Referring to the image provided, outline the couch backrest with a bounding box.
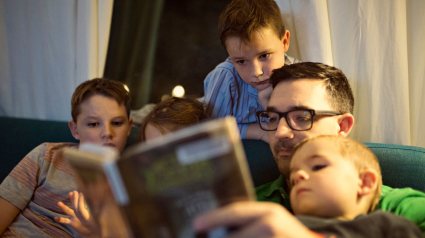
[1,116,424,193]
[0,116,141,182]
[243,139,425,192]
[364,142,425,192]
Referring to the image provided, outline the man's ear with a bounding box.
[338,113,354,137]
[282,30,290,52]
[357,169,379,197]
[68,120,80,140]
[127,117,133,136]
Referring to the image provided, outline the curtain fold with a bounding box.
[279,0,424,147]
[0,0,423,147]
[407,0,425,147]
[103,0,164,109]
[0,0,113,121]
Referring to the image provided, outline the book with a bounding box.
[63,117,255,238]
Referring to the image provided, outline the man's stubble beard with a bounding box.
[273,139,297,180]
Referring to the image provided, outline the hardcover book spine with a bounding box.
[103,162,129,205]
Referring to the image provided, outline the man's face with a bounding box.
[268,79,343,178]
[289,138,360,219]
[225,27,289,92]
[69,95,132,152]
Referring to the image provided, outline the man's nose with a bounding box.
[274,118,294,139]
[251,61,263,78]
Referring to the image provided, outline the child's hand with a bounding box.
[257,84,273,109]
[55,191,99,236]
[260,130,269,143]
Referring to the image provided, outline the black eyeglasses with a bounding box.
[256,109,343,131]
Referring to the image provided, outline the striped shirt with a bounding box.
[0,143,81,237]
[201,54,299,138]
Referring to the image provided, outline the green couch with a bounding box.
[1,116,424,193]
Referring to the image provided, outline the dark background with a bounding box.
[151,0,229,103]
[104,0,230,108]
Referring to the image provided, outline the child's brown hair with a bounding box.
[140,97,209,141]
[218,0,286,48]
[71,78,131,122]
[292,135,382,212]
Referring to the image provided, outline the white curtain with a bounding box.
[277,0,425,148]
[0,0,113,121]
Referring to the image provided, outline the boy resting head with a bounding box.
[289,135,381,220]
[193,135,421,237]
[203,0,298,142]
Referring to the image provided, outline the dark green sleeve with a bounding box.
[377,185,425,236]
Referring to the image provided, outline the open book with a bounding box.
[63,117,255,238]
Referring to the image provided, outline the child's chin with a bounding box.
[256,84,271,91]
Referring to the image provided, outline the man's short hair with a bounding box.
[292,135,382,212]
[218,0,285,48]
[270,62,355,114]
[71,78,131,122]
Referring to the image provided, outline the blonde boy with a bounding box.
[202,0,298,142]
[288,135,421,237]
[0,78,133,237]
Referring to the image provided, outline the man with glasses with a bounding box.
[193,62,425,237]
[255,62,355,204]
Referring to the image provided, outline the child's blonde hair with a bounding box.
[291,135,382,212]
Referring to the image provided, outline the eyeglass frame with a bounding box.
[256,109,343,131]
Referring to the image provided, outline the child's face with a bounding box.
[144,123,169,142]
[69,95,132,152]
[289,138,360,219]
[225,27,289,91]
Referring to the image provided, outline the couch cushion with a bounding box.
[365,142,425,192]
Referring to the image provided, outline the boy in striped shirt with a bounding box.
[202,0,298,142]
[0,78,133,237]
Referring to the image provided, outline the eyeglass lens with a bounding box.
[260,110,312,131]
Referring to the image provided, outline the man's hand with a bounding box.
[193,201,321,238]
[55,191,99,237]
[257,84,273,109]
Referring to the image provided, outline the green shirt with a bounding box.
[256,175,425,235]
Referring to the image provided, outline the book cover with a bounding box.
[64,117,255,238]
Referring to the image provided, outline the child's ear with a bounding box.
[282,30,290,52]
[357,169,379,196]
[127,117,133,136]
[68,120,80,140]
[337,113,354,137]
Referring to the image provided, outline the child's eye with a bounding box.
[87,122,99,127]
[259,53,270,60]
[312,164,327,171]
[236,60,246,65]
[112,121,123,126]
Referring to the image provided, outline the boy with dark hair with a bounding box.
[202,0,298,142]
[0,78,133,237]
